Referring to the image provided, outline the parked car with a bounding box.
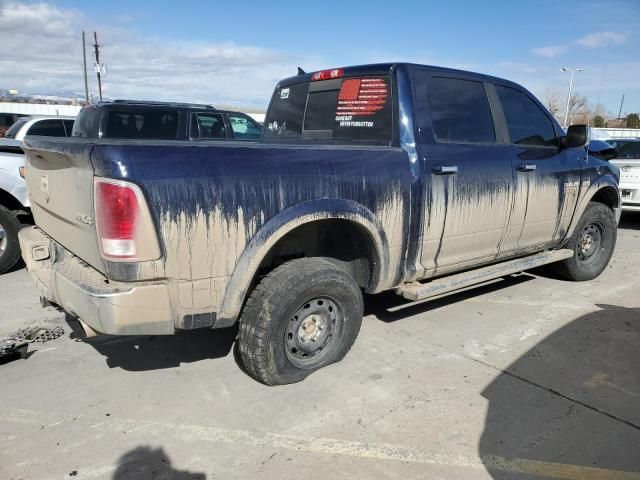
[72,100,263,141]
[19,63,620,385]
[0,116,75,273]
[605,139,640,211]
[588,139,617,161]
[0,113,28,138]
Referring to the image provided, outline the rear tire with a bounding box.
[237,257,364,386]
[550,202,617,281]
[0,205,23,274]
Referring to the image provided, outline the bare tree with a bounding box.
[566,93,589,124]
[543,88,564,122]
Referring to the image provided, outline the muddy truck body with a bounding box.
[19,63,620,384]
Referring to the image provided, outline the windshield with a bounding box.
[264,75,392,144]
[4,118,29,139]
[607,140,640,159]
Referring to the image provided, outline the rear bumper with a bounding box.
[18,226,175,335]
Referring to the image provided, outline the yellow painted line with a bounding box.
[1,409,639,479]
[484,455,640,480]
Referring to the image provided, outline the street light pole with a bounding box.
[561,67,584,127]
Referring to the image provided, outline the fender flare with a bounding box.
[217,198,390,323]
[565,174,621,240]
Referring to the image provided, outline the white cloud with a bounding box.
[532,45,567,58]
[0,1,302,109]
[532,31,627,59]
[576,31,626,48]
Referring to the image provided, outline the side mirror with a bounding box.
[560,124,588,149]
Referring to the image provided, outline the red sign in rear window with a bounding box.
[334,77,391,140]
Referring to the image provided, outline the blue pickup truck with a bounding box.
[19,63,620,385]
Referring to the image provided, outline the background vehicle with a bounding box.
[606,139,640,211]
[0,115,75,273]
[19,63,620,385]
[0,113,28,137]
[588,139,617,161]
[2,115,75,142]
[73,100,263,141]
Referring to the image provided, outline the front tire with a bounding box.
[0,206,23,274]
[237,258,364,385]
[550,201,617,281]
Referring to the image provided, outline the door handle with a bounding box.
[432,165,458,175]
[517,163,537,172]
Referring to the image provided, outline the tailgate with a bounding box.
[611,158,640,186]
[22,137,104,272]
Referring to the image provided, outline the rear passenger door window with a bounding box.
[27,119,66,137]
[227,114,262,140]
[427,77,496,144]
[495,85,557,147]
[190,113,227,139]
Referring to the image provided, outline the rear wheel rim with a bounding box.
[577,221,604,264]
[284,297,344,369]
[0,223,7,257]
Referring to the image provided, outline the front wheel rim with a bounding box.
[284,297,344,369]
[0,223,7,257]
[577,221,605,264]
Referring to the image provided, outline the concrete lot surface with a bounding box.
[1,213,639,480]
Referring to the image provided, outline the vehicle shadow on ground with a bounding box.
[66,315,236,371]
[112,446,206,479]
[365,273,536,323]
[479,304,640,479]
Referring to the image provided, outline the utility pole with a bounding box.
[617,94,625,127]
[82,31,89,104]
[561,67,584,127]
[93,31,102,102]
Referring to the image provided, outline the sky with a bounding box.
[1,0,639,115]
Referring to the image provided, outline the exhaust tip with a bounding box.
[77,319,100,338]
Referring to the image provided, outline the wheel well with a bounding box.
[591,187,619,210]
[0,188,24,212]
[253,219,378,290]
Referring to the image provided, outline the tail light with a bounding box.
[311,68,343,81]
[94,178,160,261]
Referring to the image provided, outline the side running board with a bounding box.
[396,249,574,301]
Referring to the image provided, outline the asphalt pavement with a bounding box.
[1,213,639,480]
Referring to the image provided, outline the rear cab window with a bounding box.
[101,108,180,140]
[264,73,393,145]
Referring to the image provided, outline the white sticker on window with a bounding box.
[280,88,289,99]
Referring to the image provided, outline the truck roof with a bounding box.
[277,62,522,89]
[104,100,217,110]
